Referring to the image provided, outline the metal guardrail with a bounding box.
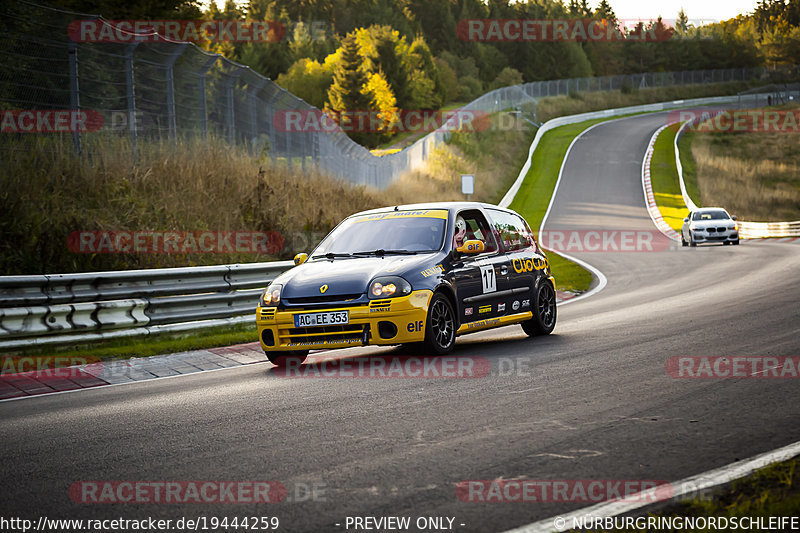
[0,261,292,349]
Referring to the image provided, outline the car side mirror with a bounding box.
[731,215,738,220]
[457,240,485,255]
[294,253,308,265]
[683,217,689,223]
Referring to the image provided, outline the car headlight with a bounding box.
[260,284,282,307]
[368,276,412,299]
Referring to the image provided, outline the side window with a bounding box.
[454,210,498,253]
[487,209,534,252]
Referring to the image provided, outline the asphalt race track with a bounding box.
[2,112,799,532]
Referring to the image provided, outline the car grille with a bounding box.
[281,324,366,345]
[283,294,364,305]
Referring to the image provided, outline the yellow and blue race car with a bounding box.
[257,202,556,365]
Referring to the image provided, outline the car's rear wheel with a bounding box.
[267,351,309,367]
[423,292,456,354]
[522,280,557,336]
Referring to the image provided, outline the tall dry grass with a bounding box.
[0,135,385,274]
[689,114,800,222]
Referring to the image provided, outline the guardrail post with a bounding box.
[164,44,187,141]
[223,66,244,145]
[125,43,139,161]
[68,41,81,156]
[197,54,219,139]
[247,75,268,154]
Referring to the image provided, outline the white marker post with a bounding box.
[461,174,474,201]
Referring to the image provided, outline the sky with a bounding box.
[206,0,763,25]
[610,0,761,23]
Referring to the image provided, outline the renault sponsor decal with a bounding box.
[421,264,445,278]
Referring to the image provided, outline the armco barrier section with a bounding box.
[0,261,292,349]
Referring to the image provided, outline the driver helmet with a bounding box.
[454,216,467,246]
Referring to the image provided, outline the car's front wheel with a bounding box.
[522,280,557,336]
[267,351,309,367]
[690,234,697,247]
[732,239,740,245]
[423,292,456,354]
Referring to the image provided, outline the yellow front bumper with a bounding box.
[256,290,433,352]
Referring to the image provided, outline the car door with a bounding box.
[449,209,509,322]
[486,208,545,316]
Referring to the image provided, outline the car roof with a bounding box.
[351,202,515,217]
[692,207,729,213]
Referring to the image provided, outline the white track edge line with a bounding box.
[501,439,800,533]
[539,121,610,304]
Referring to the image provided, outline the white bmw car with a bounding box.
[681,207,739,247]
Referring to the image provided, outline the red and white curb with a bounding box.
[642,123,682,242]
[0,342,269,401]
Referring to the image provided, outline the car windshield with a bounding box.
[692,210,730,221]
[312,210,448,257]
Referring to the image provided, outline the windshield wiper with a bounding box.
[353,249,420,256]
[311,252,353,259]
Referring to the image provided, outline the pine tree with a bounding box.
[326,33,372,129]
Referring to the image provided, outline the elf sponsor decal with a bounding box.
[407,320,424,333]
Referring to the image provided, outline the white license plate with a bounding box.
[294,311,349,328]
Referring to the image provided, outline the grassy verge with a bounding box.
[4,323,258,362]
[679,103,800,222]
[677,129,702,206]
[508,119,616,294]
[593,457,800,532]
[649,126,690,231]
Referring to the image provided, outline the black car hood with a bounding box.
[277,253,439,298]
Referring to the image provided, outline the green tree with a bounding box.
[490,67,524,90]
[326,33,376,144]
[276,58,334,108]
